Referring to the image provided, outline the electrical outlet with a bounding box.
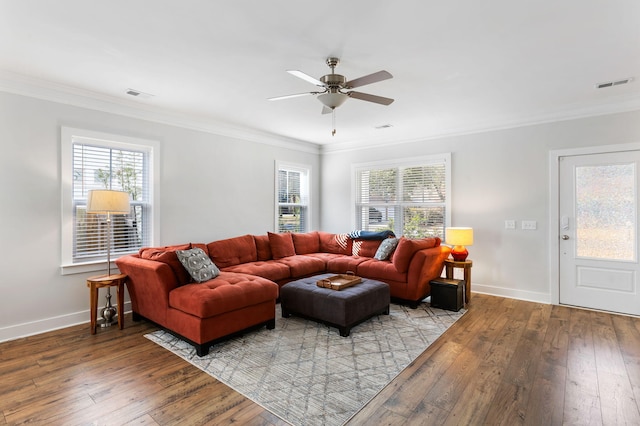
[505,220,516,229]
[522,220,537,230]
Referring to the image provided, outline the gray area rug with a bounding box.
[145,301,465,426]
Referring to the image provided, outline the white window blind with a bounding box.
[354,155,450,238]
[73,144,150,261]
[276,162,310,233]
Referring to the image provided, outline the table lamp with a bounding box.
[87,189,130,326]
[445,227,474,261]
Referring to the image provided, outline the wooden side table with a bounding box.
[87,273,127,334]
[444,259,472,304]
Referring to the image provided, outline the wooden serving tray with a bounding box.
[316,274,362,290]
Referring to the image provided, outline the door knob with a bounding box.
[562,235,570,240]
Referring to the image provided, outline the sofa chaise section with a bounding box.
[115,249,278,356]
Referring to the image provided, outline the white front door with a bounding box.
[559,151,640,316]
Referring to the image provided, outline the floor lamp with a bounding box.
[87,189,131,327]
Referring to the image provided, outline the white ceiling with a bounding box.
[1,1,639,148]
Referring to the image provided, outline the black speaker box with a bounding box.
[429,278,464,312]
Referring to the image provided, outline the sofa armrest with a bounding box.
[405,245,451,301]
[115,255,178,325]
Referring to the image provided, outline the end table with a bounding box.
[87,273,127,334]
[444,259,472,304]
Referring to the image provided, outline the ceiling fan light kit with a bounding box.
[269,57,394,135]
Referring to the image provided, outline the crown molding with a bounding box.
[321,94,640,154]
[0,71,320,155]
[3,71,638,157]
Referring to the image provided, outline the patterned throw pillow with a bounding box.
[374,237,399,261]
[176,248,220,283]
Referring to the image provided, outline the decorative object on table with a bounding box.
[445,226,474,261]
[86,189,130,327]
[316,273,362,290]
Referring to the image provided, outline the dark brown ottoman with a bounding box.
[280,273,390,336]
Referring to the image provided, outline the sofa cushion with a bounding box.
[207,234,257,268]
[275,255,325,277]
[254,235,272,261]
[292,231,320,254]
[222,261,291,282]
[374,237,399,260]
[169,272,278,318]
[268,232,296,259]
[139,243,192,285]
[352,239,383,257]
[357,258,407,282]
[318,232,352,255]
[326,256,371,274]
[304,252,343,265]
[190,242,209,257]
[392,237,440,273]
[176,248,221,283]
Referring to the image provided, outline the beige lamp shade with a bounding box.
[445,227,473,261]
[445,227,474,246]
[87,190,131,214]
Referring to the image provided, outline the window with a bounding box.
[353,154,450,239]
[61,128,159,274]
[276,162,310,233]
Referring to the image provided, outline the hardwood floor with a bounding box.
[1,294,639,425]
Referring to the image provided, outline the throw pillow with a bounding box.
[268,232,296,259]
[176,248,220,283]
[374,237,399,260]
[318,232,352,255]
[292,231,320,254]
[139,243,192,285]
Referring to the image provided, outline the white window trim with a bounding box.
[275,160,312,233]
[60,127,161,275]
[351,153,452,234]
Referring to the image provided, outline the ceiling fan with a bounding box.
[269,57,394,115]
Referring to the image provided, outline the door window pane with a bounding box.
[575,163,635,260]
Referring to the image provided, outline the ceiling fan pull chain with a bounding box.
[332,109,337,136]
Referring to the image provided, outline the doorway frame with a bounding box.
[548,141,640,305]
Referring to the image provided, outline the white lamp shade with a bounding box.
[87,190,130,214]
[317,92,348,109]
[445,227,474,246]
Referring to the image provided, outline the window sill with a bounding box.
[60,260,121,276]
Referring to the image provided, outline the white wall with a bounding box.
[320,110,640,303]
[0,91,320,341]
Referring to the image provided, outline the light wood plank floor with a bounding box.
[1,293,639,425]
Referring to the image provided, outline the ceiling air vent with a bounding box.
[596,78,633,89]
[125,88,154,99]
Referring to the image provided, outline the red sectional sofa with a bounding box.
[115,231,450,356]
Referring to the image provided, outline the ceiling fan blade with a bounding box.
[268,92,319,101]
[348,91,394,105]
[345,70,393,89]
[287,70,326,87]
[321,106,333,115]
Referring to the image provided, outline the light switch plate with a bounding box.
[505,220,516,229]
[522,220,537,230]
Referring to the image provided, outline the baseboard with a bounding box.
[472,282,552,304]
[0,301,132,343]
[0,286,552,343]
